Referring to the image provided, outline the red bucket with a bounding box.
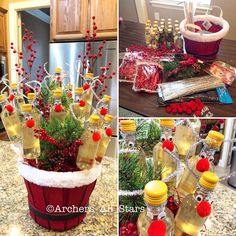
[24,179,96,231]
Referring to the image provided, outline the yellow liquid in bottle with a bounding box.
[96,135,111,163]
[77,129,100,170]
[174,125,197,159]
[175,195,207,236]
[50,109,67,122]
[1,112,22,143]
[84,89,93,118]
[177,156,214,197]
[72,104,85,124]
[137,208,174,236]
[14,95,25,111]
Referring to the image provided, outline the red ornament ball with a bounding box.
[67,91,72,98]
[196,158,210,172]
[162,139,174,152]
[79,100,86,107]
[9,94,15,101]
[92,132,101,142]
[197,201,211,217]
[100,107,108,116]
[5,104,14,113]
[83,83,90,90]
[105,127,113,137]
[147,220,166,236]
[26,119,35,128]
[54,104,62,112]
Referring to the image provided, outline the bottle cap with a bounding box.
[120,120,136,133]
[161,18,165,22]
[160,119,174,128]
[103,95,112,103]
[146,19,151,23]
[85,72,94,79]
[144,180,168,206]
[55,67,61,74]
[53,90,62,97]
[10,83,17,89]
[168,18,172,21]
[27,93,35,100]
[205,130,224,149]
[75,87,84,95]
[145,27,150,32]
[0,94,7,102]
[89,114,100,124]
[104,114,114,123]
[21,104,32,112]
[199,171,219,190]
[66,83,73,89]
[153,20,158,24]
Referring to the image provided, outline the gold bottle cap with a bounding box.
[104,114,114,123]
[0,94,7,101]
[89,114,100,124]
[160,18,165,22]
[145,27,150,32]
[159,119,174,128]
[27,93,35,100]
[153,20,158,24]
[199,171,219,190]
[120,120,136,133]
[103,95,112,103]
[21,104,32,112]
[205,130,224,149]
[66,83,73,89]
[10,83,17,89]
[55,67,61,74]
[53,89,62,97]
[144,180,168,206]
[85,72,94,79]
[75,87,84,95]
[146,19,151,23]
[150,31,156,37]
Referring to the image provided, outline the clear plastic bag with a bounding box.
[133,60,163,93]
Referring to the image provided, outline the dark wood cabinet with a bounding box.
[0,8,7,53]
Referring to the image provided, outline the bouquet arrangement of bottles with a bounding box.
[119,119,226,236]
[0,18,116,172]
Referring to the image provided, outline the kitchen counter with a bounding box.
[0,141,117,236]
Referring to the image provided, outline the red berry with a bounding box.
[218,119,224,124]
[105,127,113,137]
[100,107,107,116]
[5,104,14,113]
[162,139,174,152]
[196,158,210,172]
[54,104,62,112]
[79,100,86,107]
[197,201,211,217]
[92,132,101,142]
[26,119,35,128]
[195,110,201,117]
[212,125,219,131]
[83,83,90,90]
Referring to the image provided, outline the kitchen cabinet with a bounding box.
[50,0,117,41]
[0,8,7,53]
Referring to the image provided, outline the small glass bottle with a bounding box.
[158,29,165,46]
[177,130,224,197]
[50,90,67,122]
[27,93,41,126]
[9,83,25,111]
[166,29,174,50]
[153,119,177,188]
[137,180,174,236]
[76,114,101,170]
[83,72,94,118]
[96,114,114,163]
[145,26,151,48]
[0,94,22,144]
[174,119,201,159]
[97,95,112,117]
[66,83,73,98]
[72,87,86,123]
[175,171,219,236]
[21,104,40,160]
[175,30,183,52]
[146,19,151,27]
[53,67,62,88]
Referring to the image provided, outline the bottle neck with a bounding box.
[54,97,62,105]
[194,184,213,202]
[121,131,138,151]
[199,144,218,162]
[161,127,173,141]
[146,203,166,220]
[88,122,99,131]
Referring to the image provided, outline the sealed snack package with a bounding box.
[157,75,225,101]
[133,60,163,93]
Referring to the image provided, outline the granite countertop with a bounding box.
[0,141,117,236]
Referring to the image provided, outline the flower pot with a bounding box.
[18,161,101,231]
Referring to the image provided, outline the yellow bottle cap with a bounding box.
[0,94,7,102]
[120,120,136,133]
[159,119,174,128]
[55,67,61,73]
[205,130,224,149]
[27,93,35,100]
[53,90,62,97]
[75,87,84,95]
[144,180,168,206]
[89,114,100,124]
[21,104,32,112]
[103,95,112,103]
[10,83,17,89]
[199,171,219,190]
[85,72,94,79]
[104,114,114,123]
[66,83,73,89]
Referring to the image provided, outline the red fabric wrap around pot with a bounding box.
[24,179,96,231]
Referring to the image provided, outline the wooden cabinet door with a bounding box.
[0,11,6,52]
[50,0,88,41]
[90,0,117,39]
